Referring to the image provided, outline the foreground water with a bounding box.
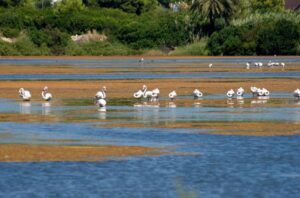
[0,96,299,197]
[0,57,300,197]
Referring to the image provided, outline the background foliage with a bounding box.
[0,0,299,56]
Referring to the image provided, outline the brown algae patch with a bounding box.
[0,144,164,162]
[100,121,300,136]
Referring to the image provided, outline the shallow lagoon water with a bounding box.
[0,57,300,197]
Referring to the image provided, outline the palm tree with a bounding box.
[190,0,237,32]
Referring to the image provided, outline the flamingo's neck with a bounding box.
[42,91,47,99]
[101,90,106,98]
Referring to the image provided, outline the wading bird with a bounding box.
[226,89,235,98]
[19,88,31,101]
[169,90,177,101]
[236,87,245,98]
[193,89,203,99]
[95,86,107,100]
[41,86,52,101]
[133,85,147,99]
[294,89,300,99]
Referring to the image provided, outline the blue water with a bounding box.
[0,71,299,80]
[1,57,300,65]
[0,57,300,197]
[0,132,299,198]
[0,96,300,197]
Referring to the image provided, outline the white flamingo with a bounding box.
[19,88,31,101]
[250,86,258,97]
[133,85,146,99]
[95,86,107,100]
[236,87,244,98]
[226,89,235,98]
[257,88,270,96]
[246,62,250,69]
[139,57,144,63]
[293,89,300,99]
[267,61,274,67]
[193,89,203,99]
[169,90,177,101]
[143,85,154,101]
[281,62,285,68]
[41,86,52,101]
[208,63,213,68]
[151,88,160,101]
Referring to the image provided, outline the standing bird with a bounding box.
[250,86,258,97]
[226,89,235,98]
[19,88,31,101]
[246,62,250,69]
[208,63,213,68]
[139,57,144,63]
[95,86,107,100]
[151,88,160,102]
[236,87,245,98]
[133,85,146,99]
[41,86,52,101]
[281,62,285,68]
[293,89,300,100]
[193,89,203,99]
[169,91,177,101]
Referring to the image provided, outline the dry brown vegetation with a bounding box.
[0,144,163,162]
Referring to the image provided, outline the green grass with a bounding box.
[169,39,208,56]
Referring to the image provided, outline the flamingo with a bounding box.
[41,86,52,101]
[133,85,146,99]
[281,62,285,68]
[139,57,144,63]
[19,88,31,101]
[257,88,270,96]
[226,89,235,98]
[250,86,258,97]
[246,62,250,69]
[143,85,155,101]
[236,87,244,98]
[151,88,160,101]
[193,89,203,99]
[293,89,300,99]
[95,86,107,100]
[267,61,274,67]
[169,91,177,101]
[208,63,213,68]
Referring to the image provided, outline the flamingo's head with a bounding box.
[102,86,107,92]
[142,85,147,90]
[43,86,48,91]
[19,88,24,94]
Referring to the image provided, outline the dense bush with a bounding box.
[1,27,20,38]
[118,10,190,49]
[207,18,300,55]
[256,19,300,55]
[0,1,299,56]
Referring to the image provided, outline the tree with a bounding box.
[54,0,85,13]
[190,0,238,33]
[250,0,284,13]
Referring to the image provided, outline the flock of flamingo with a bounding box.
[18,85,300,108]
[16,59,300,108]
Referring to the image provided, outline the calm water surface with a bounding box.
[0,57,299,198]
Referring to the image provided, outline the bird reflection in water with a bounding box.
[19,102,31,114]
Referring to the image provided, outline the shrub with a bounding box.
[1,28,20,38]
